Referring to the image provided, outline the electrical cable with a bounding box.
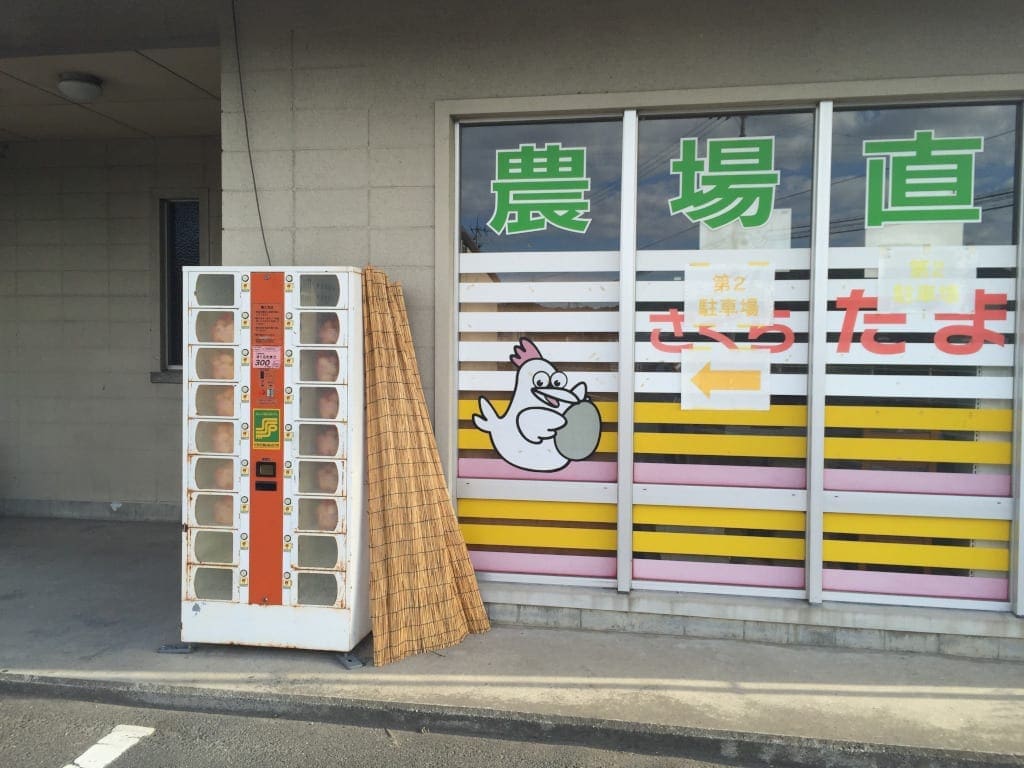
[231,0,272,266]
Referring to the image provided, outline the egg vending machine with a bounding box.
[181,267,369,652]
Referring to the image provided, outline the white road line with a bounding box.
[61,724,155,768]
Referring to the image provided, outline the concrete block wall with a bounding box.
[219,0,1024,424]
[0,136,220,520]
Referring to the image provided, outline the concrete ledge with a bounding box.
[482,582,1024,661]
[0,499,179,523]
[2,673,1018,768]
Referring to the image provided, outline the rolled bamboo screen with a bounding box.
[362,267,489,665]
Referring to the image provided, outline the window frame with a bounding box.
[151,188,211,381]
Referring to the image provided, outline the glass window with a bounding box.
[830,103,1019,246]
[638,111,815,249]
[299,386,344,420]
[299,275,341,306]
[162,199,200,368]
[296,573,338,606]
[460,119,622,252]
[300,312,342,345]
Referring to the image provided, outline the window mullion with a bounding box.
[806,100,833,604]
[617,109,639,594]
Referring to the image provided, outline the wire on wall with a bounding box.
[231,0,273,267]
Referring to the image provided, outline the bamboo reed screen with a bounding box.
[362,267,489,665]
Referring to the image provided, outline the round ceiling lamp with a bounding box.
[57,72,103,103]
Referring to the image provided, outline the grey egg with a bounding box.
[555,400,601,461]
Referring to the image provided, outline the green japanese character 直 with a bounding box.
[487,143,591,235]
[668,137,781,229]
[863,130,983,227]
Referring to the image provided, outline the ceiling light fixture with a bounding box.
[57,72,103,103]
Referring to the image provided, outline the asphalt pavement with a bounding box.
[0,517,1022,768]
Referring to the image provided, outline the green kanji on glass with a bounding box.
[488,143,591,235]
[668,137,780,229]
[863,130,983,227]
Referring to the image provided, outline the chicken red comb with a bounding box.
[509,337,542,367]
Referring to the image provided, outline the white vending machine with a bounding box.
[181,267,369,652]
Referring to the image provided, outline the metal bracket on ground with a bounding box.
[335,652,364,669]
[156,642,195,654]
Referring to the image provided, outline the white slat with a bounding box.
[828,277,1015,297]
[635,484,806,511]
[460,341,619,363]
[828,245,1016,270]
[827,343,1014,367]
[637,279,809,303]
[458,478,616,503]
[824,491,1011,520]
[638,249,811,270]
[462,311,619,333]
[637,310,811,334]
[635,342,808,365]
[460,281,619,303]
[635,371,807,395]
[824,310,1015,334]
[461,251,619,274]
[460,370,619,393]
[825,374,1013,399]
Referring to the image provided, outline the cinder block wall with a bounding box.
[219,0,1024,424]
[0,137,220,520]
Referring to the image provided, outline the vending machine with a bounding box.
[180,267,369,652]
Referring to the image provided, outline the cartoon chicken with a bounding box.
[473,338,601,472]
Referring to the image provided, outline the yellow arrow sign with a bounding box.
[692,362,762,398]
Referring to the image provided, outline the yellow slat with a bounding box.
[459,523,616,551]
[635,432,806,458]
[634,505,805,532]
[458,399,619,421]
[823,539,1009,571]
[459,428,618,453]
[458,498,616,524]
[633,403,807,427]
[824,513,1010,541]
[825,405,1012,432]
[824,437,1011,464]
[633,531,805,560]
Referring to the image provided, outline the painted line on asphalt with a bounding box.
[61,724,155,768]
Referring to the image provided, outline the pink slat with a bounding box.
[633,560,805,589]
[824,468,1010,497]
[633,463,806,488]
[459,458,617,482]
[470,551,616,578]
[823,569,1008,600]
